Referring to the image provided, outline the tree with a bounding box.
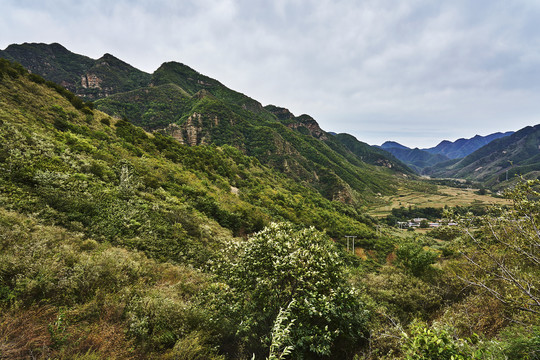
[215,223,369,359]
[456,180,540,319]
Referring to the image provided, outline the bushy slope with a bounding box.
[1,43,412,204]
[1,56,537,360]
[0,59,376,253]
[0,59,378,358]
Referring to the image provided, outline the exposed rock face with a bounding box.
[158,113,208,146]
[290,114,328,140]
[375,159,393,168]
[332,185,354,204]
[161,123,184,143]
[185,113,203,146]
[81,73,102,89]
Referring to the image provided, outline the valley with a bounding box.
[1,45,539,360]
[368,185,510,218]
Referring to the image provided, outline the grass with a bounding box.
[368,185,510,217]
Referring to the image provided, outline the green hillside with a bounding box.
[333,133,412,173]
[96,62,410,203]
[1,43,413,204]
[1,56,538,360]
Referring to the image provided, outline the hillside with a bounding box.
[0,59,381,246]
[334,133,412,173]
[1,54,538,360]
[425,124,540,186]
[1,43,414,204]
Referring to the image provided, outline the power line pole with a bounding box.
[345,235,357,254]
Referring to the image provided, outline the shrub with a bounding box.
[396,241,438,277]
[212,223,369,359]
[402,321,482,360]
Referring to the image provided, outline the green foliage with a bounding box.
[212,223,369,359]
[402,321,482,360]
[427,225,463,241]
[498,325,540,360]
[363,266,442,323]
[396,242,438,277]
[268,300,296,360]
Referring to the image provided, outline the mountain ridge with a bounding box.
[425,124,540,186]
[379,131,515,173]
[1,42,414,204]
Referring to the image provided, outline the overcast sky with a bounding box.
[2,0,540,147]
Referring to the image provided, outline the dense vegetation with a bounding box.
[1,58,539,359]
[1,42,413,206]
[96,61,410,205]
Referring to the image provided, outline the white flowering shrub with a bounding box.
[214,222,369,359]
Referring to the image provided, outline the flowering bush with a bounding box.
[214,223,369,359]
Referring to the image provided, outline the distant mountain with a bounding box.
[379,131,515,173]
[425,132,514,159]
[425,124,540,185]
[1,42,413,204]
[379,142,448,173]
[380,141,410,150]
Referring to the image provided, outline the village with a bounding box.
[397,218,458,229]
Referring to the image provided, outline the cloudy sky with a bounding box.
[2,0,540,147]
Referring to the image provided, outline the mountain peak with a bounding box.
[380,141,409,150]
[264,105,295,121]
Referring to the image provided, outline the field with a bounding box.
[368,185,510,217]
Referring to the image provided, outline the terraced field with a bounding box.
[368,186,510,217]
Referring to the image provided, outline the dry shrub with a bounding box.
[438,293,507,338]
[63,319,138,360]
[0,306,55,359]
[355,247,368,260]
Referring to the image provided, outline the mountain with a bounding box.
[1,57,390,359]
[0,57,380,246]
[379,142,449,173]
[1,42,412,203]
[425,124,540,185]
[379,132,515,173]
[334,134,412,173]
[0,42,151,98]
[425,132,514,159]
[380,141,410,150]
